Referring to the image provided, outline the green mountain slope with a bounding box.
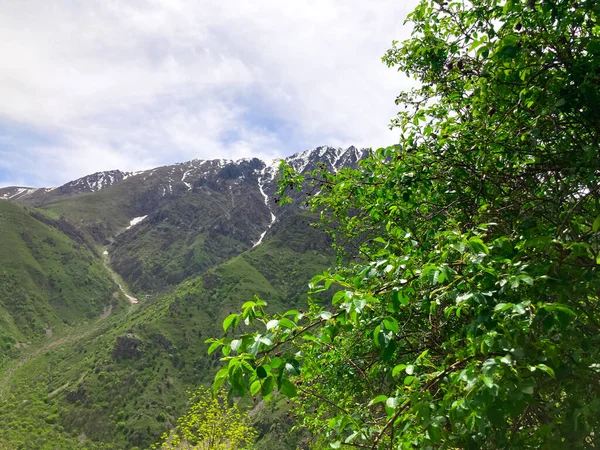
[107,176,272,294]
[0,147,364,449]
[0,211,333,449]
[0,200,116,362]
[40,159,277,296]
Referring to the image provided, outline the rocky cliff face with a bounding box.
[1,146,367,208]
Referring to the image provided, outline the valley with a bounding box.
[0,146,364,449]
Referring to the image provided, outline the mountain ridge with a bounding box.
[0,145,368,206]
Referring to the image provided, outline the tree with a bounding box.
[154,387,257,449]
[208,0,600,447]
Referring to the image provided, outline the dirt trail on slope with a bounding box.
[102,250,138,304]
[114,281,138,304]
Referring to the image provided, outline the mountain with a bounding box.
[3,146,367,294]
[0,145,367,449]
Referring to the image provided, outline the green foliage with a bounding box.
[213,0,600,448]
[154,386,257,449]
[0,213,333,449]
[0,201,115,357]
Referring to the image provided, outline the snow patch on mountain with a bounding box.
[3,188,35,200]
[181,168,194,190]
[0,146,368,212]
[253,164,278,248]
[127,216,148,229]
[284,146,366,174]
[286,148,314,173]
[65,170,132,193]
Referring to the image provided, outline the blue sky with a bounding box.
[0,0,417,188]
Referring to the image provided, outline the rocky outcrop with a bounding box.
[112,333,143,359]
[65,389,87,403]
[149,332,173,351]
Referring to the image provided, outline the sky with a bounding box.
[0,0,418,188]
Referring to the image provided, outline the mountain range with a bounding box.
[0,145,367,449]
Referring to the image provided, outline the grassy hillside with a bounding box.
[41,177,156,244]
[0,200,116,364]
[0,212,334,449]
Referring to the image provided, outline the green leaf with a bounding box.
[207,340,222,355]
[533,364,555,378]
[373,325,382,347]
[392,364,408,377]
[256,366,268,379]
[332,291,348,305]
[213,367,229,395]
[467,237,489,255]
[270,357,282,369]
[482,375,494,388]
[369,395,388,406]
[285,359,301,376]
[494,302,513,312]
[383,316,399,333]
[541,303,576,316]
[521,384,535,395]
[353,298,367,313]
[381,336,396,361]
[223,313,238,332]
[279,318,297,329]
[279,378,297,398]
[456,293,473,304]
[230,363,246,395]
[250,380,261,396]
[593,215,600,233]
[283,309,299,317]
[261,376,275,397]
[482,358,497,375]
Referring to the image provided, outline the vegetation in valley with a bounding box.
[0,200,116,363]
[0,211,333,449]
[211,0,600,448]
[108,189,263,294]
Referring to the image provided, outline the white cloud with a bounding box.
[0,0,418,187]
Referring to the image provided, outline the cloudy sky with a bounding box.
[0,0,417,188]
